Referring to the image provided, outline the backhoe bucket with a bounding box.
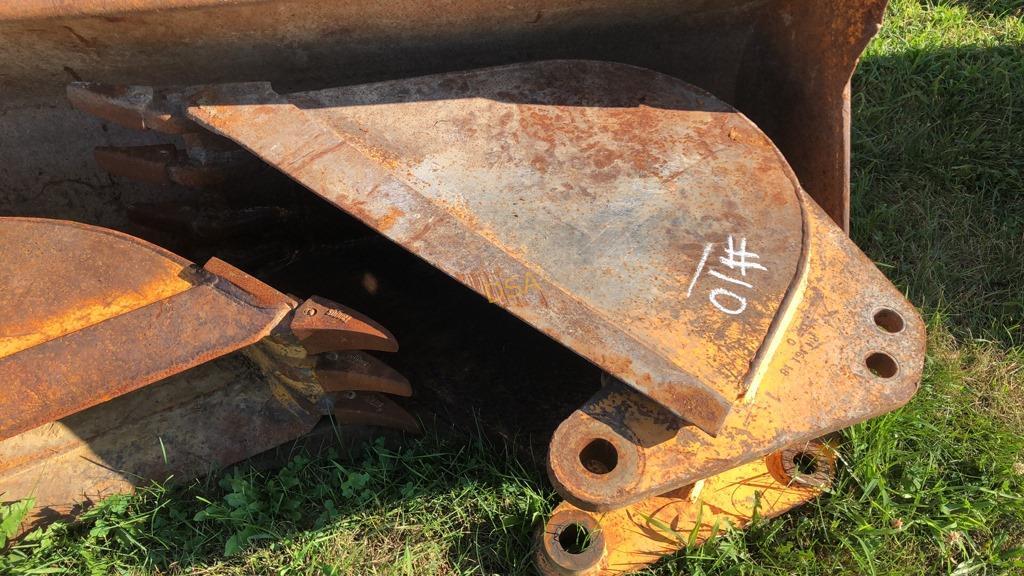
[0,218,415,533]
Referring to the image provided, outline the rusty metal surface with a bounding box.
[0,217,296,441]
[184,61,808,435]
[0,1,263,23]
[0,1,885,232]
[536,444,829,575]
[291,296,399,354]
[547,197,925,511]
[0,217,191,359]
[202,256,294,310]
[739,0,889,229]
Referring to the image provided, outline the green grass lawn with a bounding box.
[3,0,1024,574]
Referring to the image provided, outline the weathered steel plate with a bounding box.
[0,218,294,441]
[186,60,807,435]
[0,218,192,358]
[0,0,887,233]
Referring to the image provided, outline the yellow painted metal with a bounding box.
[537,445,829,575]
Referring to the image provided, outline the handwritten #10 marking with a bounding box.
[685,236,767,316]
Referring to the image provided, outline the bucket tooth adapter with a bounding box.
[0,217,414,532]
[66,59,925,573]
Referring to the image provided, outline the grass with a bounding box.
[851,0,1024,345]
[3,0,1024,574]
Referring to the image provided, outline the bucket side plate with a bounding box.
[186,60,807,434]
[0,217,294,441]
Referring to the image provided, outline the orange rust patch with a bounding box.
[726,122,769,148]
[0,268,191,359]
[376,206,405,232]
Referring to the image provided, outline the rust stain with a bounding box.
[376,206,405,232]
[727,126,765,147]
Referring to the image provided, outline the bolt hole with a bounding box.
[557,523,593,555]
[873,308,905,333]
[866,352,898,378]
[579,438,618,475]
[792,452,818,475]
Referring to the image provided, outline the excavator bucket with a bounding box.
[61,58,924,574]
[0,2,921,573]
[0,218,415,533]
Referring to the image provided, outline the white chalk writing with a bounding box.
[685,236,767,316]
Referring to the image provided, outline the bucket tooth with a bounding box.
[94,144,180,185]
[94,144,248,188]
[317,351,413,397]
[240,310,411,409]
[72,83,252,190]
[290,295,399,354]
[329,391,420,434]
[67,82,199,134]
